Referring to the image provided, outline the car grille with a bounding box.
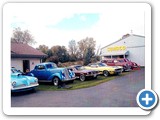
[15,84,26,88]
[30,82,37,85]
[115,68,122,72]
[64,69,70,80]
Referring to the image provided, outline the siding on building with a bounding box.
[11,43,47,72]
[101,34,145,66]
[11,58,41,72]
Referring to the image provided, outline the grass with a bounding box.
[37,71,134,91]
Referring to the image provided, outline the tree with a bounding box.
[68,40,79,61]
[36,45,49,54]
[50,45,69,63]
[83,47,95,65]
[11,27,36,45]
[36,45,49,62]
[46,56,59,64]
[68,40,77,56]
[77,37,96,59]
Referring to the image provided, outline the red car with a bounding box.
[101,58,132,72]
[122,58,140,70]
[68,65,99,81]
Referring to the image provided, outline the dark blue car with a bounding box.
[28,62,75,86]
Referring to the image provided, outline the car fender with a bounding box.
[48,73,61,81]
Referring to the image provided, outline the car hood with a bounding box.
[99,66,122,70]
[11,74,37,84]
[78,69,97,73]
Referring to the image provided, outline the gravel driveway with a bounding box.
[11,68,145,107]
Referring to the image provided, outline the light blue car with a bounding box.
[11,67,39,92]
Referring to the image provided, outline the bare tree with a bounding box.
[78,37,96,58]
[11,27,36,45]
[68,40,78,56]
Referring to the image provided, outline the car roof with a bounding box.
[36,62,56,66]
[69,65,82,68]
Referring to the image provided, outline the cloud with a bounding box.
[47,13,100,30]
[6,3,145,49]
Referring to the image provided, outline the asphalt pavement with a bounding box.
[11,68,145,107]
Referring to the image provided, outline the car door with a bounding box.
[89,64,99,70]
[32,65,47,80]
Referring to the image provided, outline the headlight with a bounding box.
[34,78,38,83]
[12,81,16,87]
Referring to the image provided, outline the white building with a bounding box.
[11,42,47,72]
[100,34,145,66]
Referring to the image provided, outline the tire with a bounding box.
[52,77,60,86]
[103,70,109,77]
[79,74,85,81]
[93,75,97,79]
[68,80,74,84]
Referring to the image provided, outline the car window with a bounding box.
[75,66,83,70]
[114,60,118,63]
[11,68,19,73]
[98,63,106,67]
[90,64,97,67]
[117,59,125,62]
[46,63,57,69]
[37,65,45,70]
[107,60,113,63]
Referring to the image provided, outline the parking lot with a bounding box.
[11,68,145,107]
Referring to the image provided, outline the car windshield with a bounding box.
[11,68,19,73]
[46,63,57,69]
[98,63,107,67]
[75,66,85,70]
[117,59,125,62]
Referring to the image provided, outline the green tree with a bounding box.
[11,27,36,45]
[83,47,95,65]
[36,45,49,54]
[50,45,69,63]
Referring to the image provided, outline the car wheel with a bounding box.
[79,74,85,81]
[103,70,109,77]
[93,74,97,79]
[52,77,60,86]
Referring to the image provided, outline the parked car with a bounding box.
[101,58,132,71]
[122,58,140,70]
[68,65,99,81]
[84,62,123,77]
[27,62,76,86]
[11,67,39,92]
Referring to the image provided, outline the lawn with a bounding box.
[37,71,134,91]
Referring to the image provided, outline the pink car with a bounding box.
[122,58,140,70]
[102,58,140,71]
[101,58,131,71]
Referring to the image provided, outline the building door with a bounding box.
[23,60,30,73]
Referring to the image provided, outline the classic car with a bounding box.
[27,62,76,86]
[122,58,140,70]
[84,62,123,77]
[101,58,132,71]
[68,65,99,81]
[11,67,39,92]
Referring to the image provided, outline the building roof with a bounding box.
[11,42,47,58]
[101,34,145,50]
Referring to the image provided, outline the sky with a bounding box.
[4,3,146,50]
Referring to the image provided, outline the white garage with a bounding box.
[100,34,145,66]
[11,42,47,72]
